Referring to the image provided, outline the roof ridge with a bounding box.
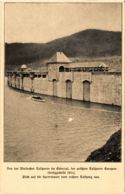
[48,52,71,63]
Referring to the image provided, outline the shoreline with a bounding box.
[7,84,121,113]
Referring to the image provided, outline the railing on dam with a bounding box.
[59,66,109,72]
[7,71,48,78]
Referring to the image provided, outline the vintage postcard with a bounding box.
[0,1,124,194]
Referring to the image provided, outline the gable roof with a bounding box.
[47,52,71,64]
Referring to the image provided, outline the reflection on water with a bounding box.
[4,84,121,162]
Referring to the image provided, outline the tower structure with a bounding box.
[47,52,71,80]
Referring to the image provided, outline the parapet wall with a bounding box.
[7,71,121,106]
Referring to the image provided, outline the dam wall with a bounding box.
[7,71,121,106]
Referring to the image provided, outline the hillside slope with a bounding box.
[86,130,121,162]
[5,29,121,70]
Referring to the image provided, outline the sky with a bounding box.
[5,3,122,43]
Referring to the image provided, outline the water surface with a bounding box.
[4,83,121,162]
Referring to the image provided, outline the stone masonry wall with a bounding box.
[8,72,121,106]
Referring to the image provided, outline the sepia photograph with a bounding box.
[4,2,122,162]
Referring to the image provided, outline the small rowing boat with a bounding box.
[31,95,45,102]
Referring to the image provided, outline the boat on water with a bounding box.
[31,95,45,102]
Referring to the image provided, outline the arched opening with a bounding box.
[42,74,46,78]
[83,81,91,102]
[66,80,72,99]
[59,66,64,72]
[52,79,57,97]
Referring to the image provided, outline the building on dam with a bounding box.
[7,52,121,106]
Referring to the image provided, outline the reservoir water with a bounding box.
[4,82,121,162]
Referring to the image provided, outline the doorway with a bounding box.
[83,81,91,102]
[53,79,57,97]
[66,80,72,99]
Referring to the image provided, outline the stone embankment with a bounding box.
[86,130,121,162]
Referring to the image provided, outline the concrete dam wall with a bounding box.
[7,71,121,106]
